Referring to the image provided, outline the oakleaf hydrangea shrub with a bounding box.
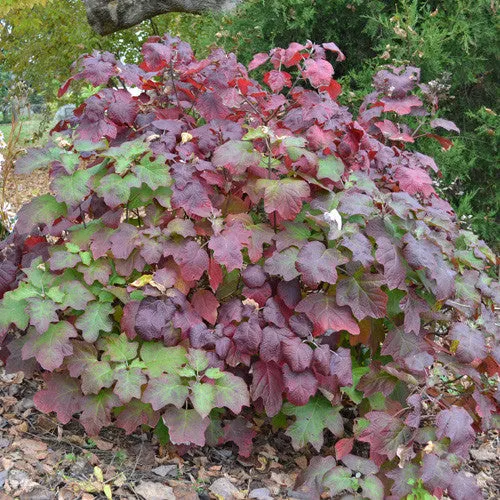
[0,35,499,499]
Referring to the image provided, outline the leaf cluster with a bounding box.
[0,35,498,499]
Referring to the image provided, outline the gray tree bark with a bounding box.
[83,0,239,35]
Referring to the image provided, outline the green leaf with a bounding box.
[190,381,216,418]
[95,173,140,208]
[81,360,115,395]
[283,396,344,451]
[15,194,67,235]
[48,249,81,271]
[75,301,114,342]
[323,466,356,496]
[187,349,209,372]
[102,141,149,174]
[132,156,171,190]
[140,343,188,377]
[26,297,59,333]
[213,372,250,414]
[142,374,189,410]
[114,367,147,403]
[0,292,29,330]
[52,168,95,205]
[58,280,95,310]
[205,367,224,379]
[360,475,384,500]
[98,333,138,362]
[317,155,344,182]
[22,322,78,371]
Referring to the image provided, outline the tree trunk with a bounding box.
[83,0,239,35]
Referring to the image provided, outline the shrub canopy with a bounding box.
[0,35,498,499]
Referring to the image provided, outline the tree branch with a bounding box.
[83,0,240,35]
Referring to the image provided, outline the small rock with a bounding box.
[470,446,496,462]
[135,480,175,500]
[19,486,53,500]
[0,470,7,488]
[152,464,178,477]
[7,469,38,494]
[249,487,273,499]
[209,478,239,499]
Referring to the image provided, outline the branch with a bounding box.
[83,0,240,36]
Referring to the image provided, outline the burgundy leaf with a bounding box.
[251,361,284,417]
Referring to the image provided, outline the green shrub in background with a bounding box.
[197,0,499,247]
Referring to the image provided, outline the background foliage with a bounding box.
[1,0,497,246]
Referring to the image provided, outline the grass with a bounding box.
[0,115,48,147]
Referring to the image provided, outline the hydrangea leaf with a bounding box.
[162,407,209,446]
[264,247,301,281]
[222,417,256,458]
[296,293,360,336]
[0,293,29,330]
[251,361,284,417]
[22,322,77,371]
[81,360,115,395]
[26,297,59,334]
[317,155,344,182]
[33,373,82,424]
[114,399,160,435]
[95,173,140,208]
[255,178,310,220]
[212,140,261,175]
[114,367,147,404]
[140,343,188,377]
[132,156,172,190]
[15,194,67,235]
[52,168,95,205]
[190,381,216,418]
[296,241,340,286]
[98,333,138,362]
[213,372,250,414]
[359,411,412,462]
[142,374,189,410]
[75,301,114,342]
[80,389,121,436]
[435,406,475,458]
[336,273,388,321]
[283,396,343,451]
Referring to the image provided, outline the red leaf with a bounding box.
[435,406,475,458]
[264,70,292,92]
[302,59,334,88]
[248,52,270,71]
[283,365,318,406]
[296,293,360,336]
[163,407,209,446]
[34,373,82,424]
[256,178,310,220]
[223,417,256,457]
[296,241,340,287]
[395,166,435,198]
[191,290,220,325]
[251,361,284,417]
[335,437,354,460]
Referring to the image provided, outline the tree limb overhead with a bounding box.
[83,0,239,35]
